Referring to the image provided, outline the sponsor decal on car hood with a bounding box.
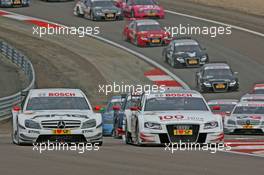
[142,111,219,124]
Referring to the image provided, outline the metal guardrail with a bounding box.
[0,41,35,120]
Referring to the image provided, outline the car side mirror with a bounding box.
[12,106,21,112]
[212,106,221,111]
[113,105,121,111]
[130,106,141,111]
[94,105,101,111]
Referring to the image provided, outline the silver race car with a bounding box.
[74,0,123,21]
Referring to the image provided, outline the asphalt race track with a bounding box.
[0,0,264,174]
[4,1,264,101]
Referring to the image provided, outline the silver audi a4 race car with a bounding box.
[12,89,103,145]
[124,90,224,145]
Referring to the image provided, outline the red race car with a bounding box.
[123,19,171,47]
[122,0,165,19]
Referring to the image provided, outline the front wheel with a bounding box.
[130,10,135,18]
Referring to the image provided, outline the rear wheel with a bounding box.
[125,122,132,144]
[134,36,138,46]
[76,7,84,17]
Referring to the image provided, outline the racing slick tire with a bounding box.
[130,10,135,18]
[122,33,129,42]
[134,36,139,46]
[134,122,143,146]
[76,7,84,17]
[163,54,168,63]
[90,12,96,21]
[125,123,132,144]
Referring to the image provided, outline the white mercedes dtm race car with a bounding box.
[124,90,224,145]
[12,89,103,145]
[224,101,264,134]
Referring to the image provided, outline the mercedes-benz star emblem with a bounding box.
[246,120,251,125]
[57,121,66,129]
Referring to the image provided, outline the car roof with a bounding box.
[135,19,160,26]
[173,39,199,46]
[203,63,230,70]
[208,99,238,105]
[28,88,85,98]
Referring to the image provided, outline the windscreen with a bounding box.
[134,0,157,5]
[92,1,114,7]
[233,106,264,114]
[175,45,200,52]
[204,68,232,77]
[26,97,90,110]
[137,24,161,32]
[144,97,209,111]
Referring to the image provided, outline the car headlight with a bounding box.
[204,121,219,129]
[229,80,237,86]
[25,120,41,129]
[95,11,104,16]
[82,119,96,129]
[138,8,144,13]
[227,119,236,125]
[203,81,212,87]
[117,10,122,15]
[140,36,148,40]
[201,56,207,62]
[144,122,162,130]
[176,57,184,63]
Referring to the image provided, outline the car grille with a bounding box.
[166,124,200,143]
[237,120,260,125]
[186,58,199,66]
[41,120,81,129]
[212,82,228,92]
[36,135,86,143]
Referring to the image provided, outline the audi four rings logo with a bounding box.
[57,121,66,129]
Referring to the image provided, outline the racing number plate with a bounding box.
[152,39,160,43]
[106,13,114,18]
[188,59,198,65]
[52,129,71,135]
[148,12,156,16]
[174,129,193,136]
[243,125,253,129]
[215,83,226,89]
[13,0,21,5]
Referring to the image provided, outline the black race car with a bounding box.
[196,63,239,92]
[162,38,209,68]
